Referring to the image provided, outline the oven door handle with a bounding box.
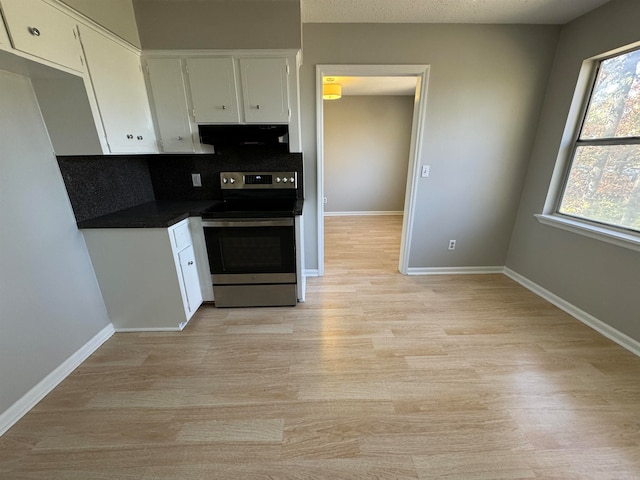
[201,218,294,228]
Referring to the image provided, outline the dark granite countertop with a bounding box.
[77,198,304,229]
[77,200,220,229]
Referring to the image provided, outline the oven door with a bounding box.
[201,218,296,284]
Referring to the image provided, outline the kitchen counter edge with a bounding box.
[77,199,304,229]
[77,200,220,229]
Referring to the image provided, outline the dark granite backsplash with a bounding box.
[58,149,304,224]
[57,155,155,223]
[148,148,304,201]
[147,154,219,201]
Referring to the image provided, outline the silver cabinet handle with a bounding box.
[187,261,194,265]
[28,27,41,36]
[177,136,183,141]
[137,136,143,140]
[221,105,227,110]
[126,134,134,139]
[256,104,261,110]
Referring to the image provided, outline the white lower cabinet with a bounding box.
[82,219,203,331]
[177,244,202,315]
[188,216,215,302]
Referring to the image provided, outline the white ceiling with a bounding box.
[316,0,613,96]
[142,0,613,25]
[146,0,614,95]
[325,76,418,96]
[302,0,612,24]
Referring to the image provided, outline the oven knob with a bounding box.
[229,178,236,184]
[282,177,288,183]
[222,178,228,184]
[276,177,281,183]
[289,177,295,184]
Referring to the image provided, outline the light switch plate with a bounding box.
[421,165,430,178]
[191,173,202,187]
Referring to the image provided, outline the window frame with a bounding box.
[538,43,640,252]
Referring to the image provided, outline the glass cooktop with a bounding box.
[202,198,296,218]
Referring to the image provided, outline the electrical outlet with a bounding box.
[448,239,456,250]
[191,173,202,187]
[323,197,328,204]
[421,165,430,178]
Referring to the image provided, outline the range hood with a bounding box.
[198,124,289,149]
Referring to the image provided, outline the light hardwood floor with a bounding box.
[2,215,640,479]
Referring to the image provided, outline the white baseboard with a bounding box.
[504,267,640,358]
[324,211,403,217]
[115,327,182,332]
[406,266,504,275]
[304,269,320,277]
[0,323,115,437]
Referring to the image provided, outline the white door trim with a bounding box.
[315,64,430,275]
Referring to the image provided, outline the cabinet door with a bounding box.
[186,57,240,123]
[177,245,203,316]
[1,0,83,71]
[79,25,157,154]
[239,57,289,123]
[146,58,194,153]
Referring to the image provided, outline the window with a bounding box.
[557,47,640,233]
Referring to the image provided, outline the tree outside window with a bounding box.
[559,47,640,232]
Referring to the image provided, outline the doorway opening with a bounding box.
[315,65,431,276]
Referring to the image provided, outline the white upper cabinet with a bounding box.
[79,25,157,154]
[144,50,301,151]
[240,57,289,123]
[146,58,194,153]
[186,57,240,123]
[185,56,290,124]
[0,0,83,71]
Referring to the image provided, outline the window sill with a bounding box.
[535,214,640,253]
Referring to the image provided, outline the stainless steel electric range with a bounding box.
[201,171,298,307]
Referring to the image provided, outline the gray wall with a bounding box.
[0,70,111,413]
[506,0,640,340]
[133,0,301,50]
[302,24,560,270]
[324,95,413,213]
[60,0,141,47]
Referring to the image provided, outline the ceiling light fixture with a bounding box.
[323,82,342,100]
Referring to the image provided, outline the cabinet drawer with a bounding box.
[1,0,83,71]
[172,221,192,251]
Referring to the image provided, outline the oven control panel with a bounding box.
[220,171,297,189]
